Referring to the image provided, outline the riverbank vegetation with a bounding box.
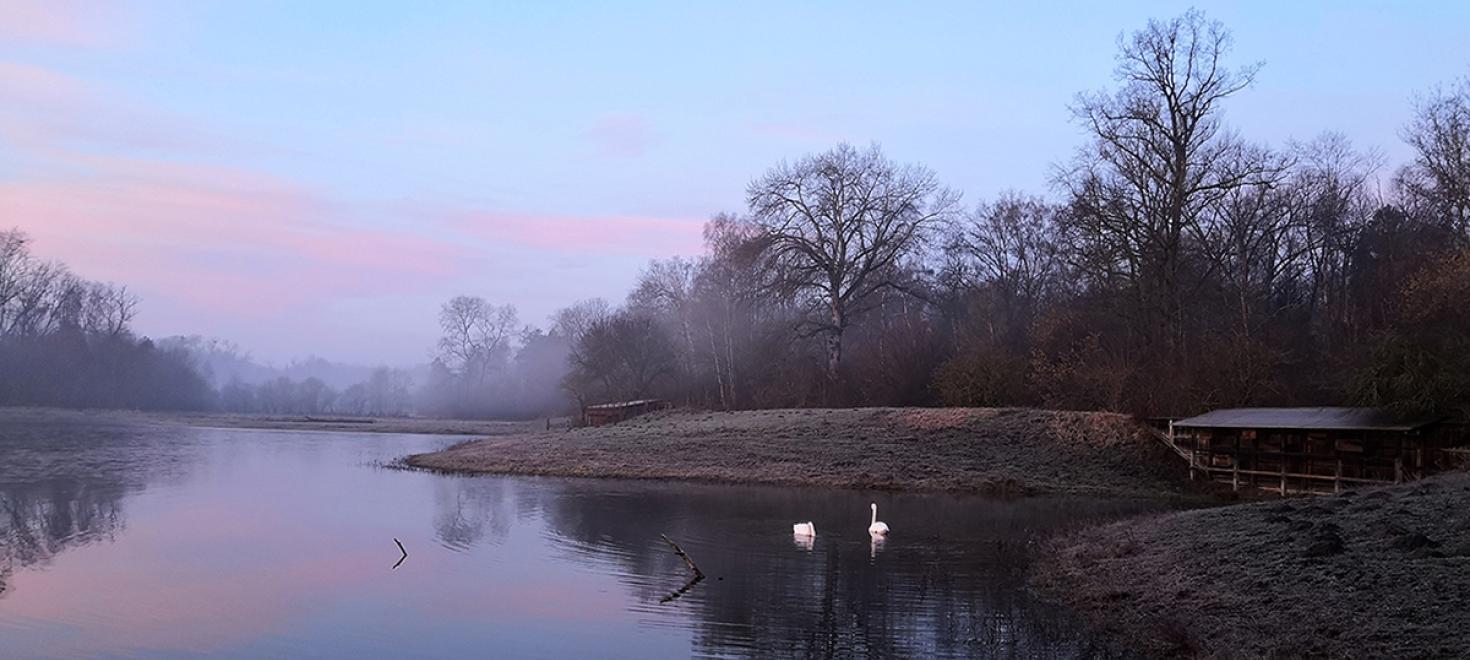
[0,230,209,411]
[408,407,1194,497]
[5,10,1469,424]
[422,10,1470,422]
[1034,473,1470,658]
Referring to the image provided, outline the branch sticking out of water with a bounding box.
[393,538,408,569]
[660,534,703,578]
[658,533,705,603]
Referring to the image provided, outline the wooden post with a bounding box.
[1279,460,1288,496]
[1334,459,1343,494]
[1232,461,1240,492]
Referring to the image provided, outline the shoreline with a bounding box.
[406,407,1204,498]
[1032,473,1470,658]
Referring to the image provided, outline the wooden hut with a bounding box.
[581,399,670,427]
[1163,407,1458,495]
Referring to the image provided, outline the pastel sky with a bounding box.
[2,1,1468,365]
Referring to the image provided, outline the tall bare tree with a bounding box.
[551,298,611,407]
[628,258,699,384]
[747,143,958,381]
[436,296,518,386]
[1060,9,1285,353]
[1401,76,1470,237]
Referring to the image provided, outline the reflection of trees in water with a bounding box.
[0,480,125,596]
[430,476,514,550]
[0,415,201,597]
[530,481,1154,659]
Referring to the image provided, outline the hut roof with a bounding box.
[1173,407,1442,432]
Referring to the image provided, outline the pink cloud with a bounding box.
[583,114,659,157]
[0,1,128,47]
[0,61,87,101]
[0,156,473,318]
[0,53,707,353]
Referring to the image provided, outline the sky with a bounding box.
[2,1,1468,366]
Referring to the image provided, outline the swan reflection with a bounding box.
[870,535,886,559]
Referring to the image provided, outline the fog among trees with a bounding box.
[4,10,1468,420]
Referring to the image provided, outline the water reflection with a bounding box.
[430,476,512,551]
[1,481,124,596]
[0,414,200,597]
[436,475,1161,658]
[0,418,1164,658]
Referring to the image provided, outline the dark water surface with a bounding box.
[0,416,1167,658]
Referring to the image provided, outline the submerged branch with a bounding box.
[660,533,703,578]
[658,533,705,603]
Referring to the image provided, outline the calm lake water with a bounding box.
[0,416,1166,658]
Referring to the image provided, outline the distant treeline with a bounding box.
[530,11,1470,419]
[0,230,209,410]
[157,336,422,417]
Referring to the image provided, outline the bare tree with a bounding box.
[628,257,705,406]
[951,193,1063,316]
[1060,9,1286,353]
[0,230,72,338]
[1401,76,1470,237]
[0,229,29,334]
[83,283,138,338]
[436,296,518,386]
[550,298,611,345]
[747,143,959,380]
[565,311,678,402]
[551,298,611,407]
[694,214,772,409]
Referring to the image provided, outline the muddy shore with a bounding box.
[1033,473,1470,658]
[407,407,1195,497]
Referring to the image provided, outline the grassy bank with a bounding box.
[407,407,1195,497]
[1033,473,1470,658]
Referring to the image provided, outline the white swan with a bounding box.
[868,503,890,536]
[792,521,816,550]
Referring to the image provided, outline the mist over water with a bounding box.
[0,416,1168,658]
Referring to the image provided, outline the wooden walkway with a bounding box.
[1146,422,1411,496]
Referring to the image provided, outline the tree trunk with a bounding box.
[825,327,843,382]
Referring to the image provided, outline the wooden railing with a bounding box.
[1143,422,1422,495]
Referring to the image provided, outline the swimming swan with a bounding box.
[868,503,890,536]
[792,521,816,537]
